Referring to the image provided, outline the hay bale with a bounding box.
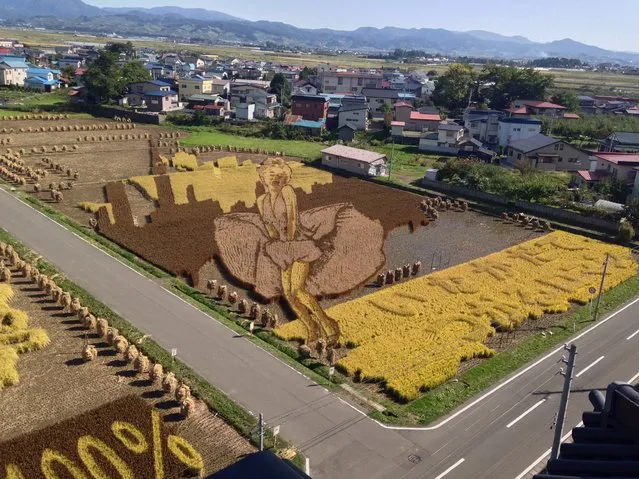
[82,344,98,361]
[134,354,150,374]
[126,344,139,363]
[96,318,109,337]
[162,372,178,393]
[149,363,163,383]
[175,383,191,402]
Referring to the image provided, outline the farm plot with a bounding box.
[0,396,199,479]
[277,231,637,400]
[0,243,253,475]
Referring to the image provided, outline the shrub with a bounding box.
[618,221,635,243]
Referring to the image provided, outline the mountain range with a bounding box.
[1,0,637,64]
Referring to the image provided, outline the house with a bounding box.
[390,121,405,138]
[394,102,413,123]
[129,80,171,95]
[337,103,368,131]
[291,94,328,122]
[318,71,383,94]
[178,76,213,101]
[210,79,230,96]
[236,103,256,121]
[361,88,400,116]
[188,94,223,109]
[127,80,172,106]
[57,55,83,71]
[506,134,589,171]
[507,99,567,118]
[293,81,318,96]
[202,104,225,117]
[0,59,28,86]
[230,82,278,119]
[24,75,58,92]
[419,122,466,153]
[497,117,543,147]
[144,90,180,113]
[406,110,441,132]
[463,109,503,145]
[601,132,639,153]
[338,123,356,142]
[284,115,325,136]
[578,152,639,187]
[578,95,597,114]
[321,145,387,176]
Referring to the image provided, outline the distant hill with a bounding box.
[1,0,638,63]
[0,0,100,19]
[102,6,244,23]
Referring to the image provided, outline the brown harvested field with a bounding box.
[0,261,254,476]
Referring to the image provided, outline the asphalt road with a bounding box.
[2,187,638,479]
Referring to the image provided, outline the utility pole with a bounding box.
[259,413,264,451]
[550,343,577,462]
[593,253,610,321]
[388,140,395,180]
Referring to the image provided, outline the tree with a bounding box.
[479,65,554,111]
[379,102,393,127]
[431,64,475,113]
[269,73,291,108]
[299,67,317,81]
[122,61,150,85]
[106,41,136,60]
[84,50,124,104]
[551,91,580,112]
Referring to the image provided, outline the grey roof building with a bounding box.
[508,134,559,154]
[602,131,639,152]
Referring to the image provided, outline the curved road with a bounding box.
[2,187,639,479]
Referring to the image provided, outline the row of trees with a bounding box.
[431,64,556,113]
[541,114,639,140]
[436,158,568,203]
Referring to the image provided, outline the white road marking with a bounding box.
[575,355,605,378]
[433,458,465,479]
[506,399,547,429]
[513,421,583,479]
[514,367,639,479]
[626,329,639,340]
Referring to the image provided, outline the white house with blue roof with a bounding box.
[24,66,62,92]
[0,58,29,86]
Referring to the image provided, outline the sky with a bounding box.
[86,0,637,52]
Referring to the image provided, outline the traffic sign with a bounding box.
[588,287,596,295]
[273,425,280,436]
[328,367,335,377]
[171,348,177,357]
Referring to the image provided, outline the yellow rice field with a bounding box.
[129,157,333,212]
[276,231,637,400]
[0,284,50,389]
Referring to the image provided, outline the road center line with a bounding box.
[506,399,547,429]
[575,355,605,378]
[626,329,639,340]
[433,458,465,479]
